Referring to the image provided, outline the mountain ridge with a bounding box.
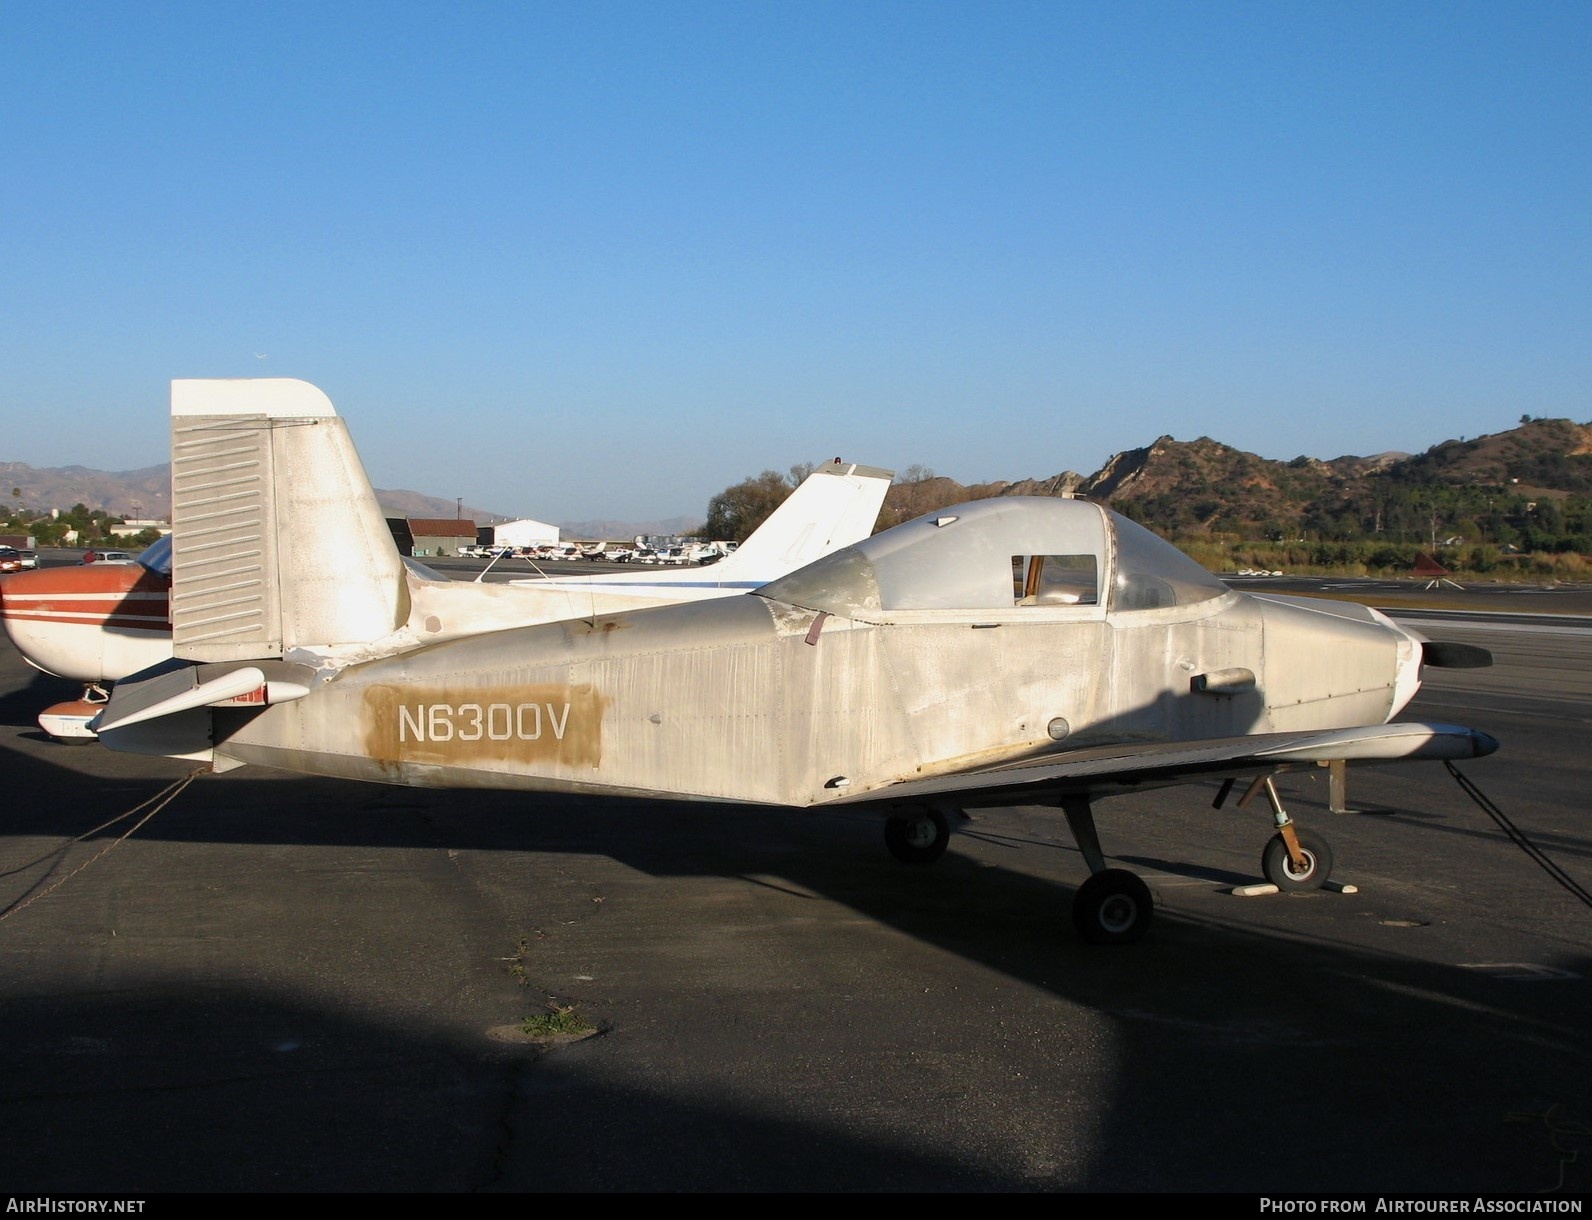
[0,462,703,541]
[876,417,1592,543]
[6,415,1589,543]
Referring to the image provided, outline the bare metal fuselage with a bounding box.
[205,586,1413,809]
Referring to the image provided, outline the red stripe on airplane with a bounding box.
[4,569,161,595]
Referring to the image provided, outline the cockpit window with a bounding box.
[1012,554,1098,605]
[1109,514,1227,610]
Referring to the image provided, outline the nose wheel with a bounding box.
[1223,774,1338,893]
[1262,827,1334,891]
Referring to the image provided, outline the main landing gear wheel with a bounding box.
[1072,869,1154,945]
[884,807,950,864]
[1261,828,1334,892]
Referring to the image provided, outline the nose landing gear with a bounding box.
[1226,774,1336,893]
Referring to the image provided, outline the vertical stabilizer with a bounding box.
[169,379,408,662]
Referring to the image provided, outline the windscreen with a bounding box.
[1108,513,1228,610]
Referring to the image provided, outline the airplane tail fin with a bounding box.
[708,461,893,583]
[168,379,408,663]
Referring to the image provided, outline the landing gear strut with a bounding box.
[1061,795,1154,944]
[1226,774,1335,893]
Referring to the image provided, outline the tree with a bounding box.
[702,470,794,542]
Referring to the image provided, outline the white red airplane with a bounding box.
[0,537,174,738]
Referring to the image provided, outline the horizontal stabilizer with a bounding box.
[93,659,316,734]
[93,665,268,734]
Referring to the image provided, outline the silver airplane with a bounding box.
[96,378,1498,944]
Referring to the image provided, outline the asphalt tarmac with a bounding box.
[1,590,1589,1194]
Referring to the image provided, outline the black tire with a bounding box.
[884,808,950,864]
[1072,869,1154,945]
[1261,828,1334,892]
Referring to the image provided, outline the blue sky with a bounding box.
[3,2,1588,524]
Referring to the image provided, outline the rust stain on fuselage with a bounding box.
[361,682,606,770]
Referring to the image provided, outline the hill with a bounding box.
[878,417,1592,551]
[1,461,173,520]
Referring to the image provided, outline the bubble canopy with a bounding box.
[755,497,1229,616]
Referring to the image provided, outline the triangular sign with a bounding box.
[1412,552,1449,577]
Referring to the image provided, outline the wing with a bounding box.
[827,720,1498,809]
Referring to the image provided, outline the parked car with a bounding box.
[80,550,134,564]
[18,549,37,569]
[0,548,23,574]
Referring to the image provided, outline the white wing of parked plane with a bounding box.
[503,459,893,615]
